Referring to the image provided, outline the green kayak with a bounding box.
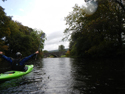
[0,65,33,80]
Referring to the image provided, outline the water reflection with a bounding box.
[42,58,76,94]
[71,59,125,94]
[0,58,125,94]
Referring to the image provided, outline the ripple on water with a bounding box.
[0,58,124,94]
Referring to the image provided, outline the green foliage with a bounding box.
[58,45,65,52]
[0,6,11,52]
[61,55,66,57]
[64,0,125,58]
[43,50,48,53]
[0,6,45,58]
[65,50,70,57]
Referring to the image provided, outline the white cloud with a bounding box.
[44,41,69,51]
[44,31,69,51]
[19,8,24,12]
[11,0,86,51]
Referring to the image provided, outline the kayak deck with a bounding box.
[0,65,33,80]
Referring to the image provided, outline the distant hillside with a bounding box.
[48,48,69,52]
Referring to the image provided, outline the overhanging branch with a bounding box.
[115,0,125,12]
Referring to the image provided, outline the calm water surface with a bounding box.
[0,58,125,94]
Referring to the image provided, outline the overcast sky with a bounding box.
[0,0,86,51]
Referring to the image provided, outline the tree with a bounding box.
[0,6,11,52]
[64,0,125,58]
[58,45,65,52]
[43,50,48,53]
[66,50,70,57]
[84,0,125,12]
[0,5,46,58]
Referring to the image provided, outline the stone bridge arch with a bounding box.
[43,51,66,58]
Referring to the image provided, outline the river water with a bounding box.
[0,58,125,94]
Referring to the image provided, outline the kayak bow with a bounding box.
[0,65,33,80]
